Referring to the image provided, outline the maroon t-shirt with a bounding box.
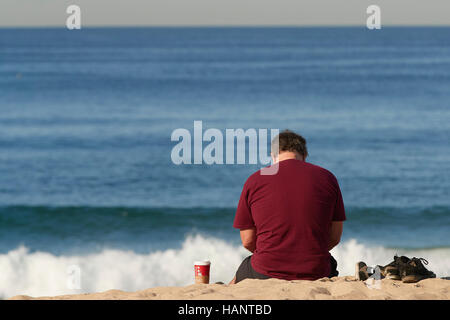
[233,159,346,280]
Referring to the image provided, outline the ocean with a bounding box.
[0,27,449,298]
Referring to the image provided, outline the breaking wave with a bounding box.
[1,234,449,299]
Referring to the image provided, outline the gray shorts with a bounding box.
[235,255,339,283]
[235,256,270,283]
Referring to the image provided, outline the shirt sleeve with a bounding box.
[233,181,255,230]
[332,177,346,222]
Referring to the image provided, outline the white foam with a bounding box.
[0,234,248,299]
[331,238,450,278]
[0,235,449,299]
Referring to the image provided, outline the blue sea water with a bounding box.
[0,27,449,297]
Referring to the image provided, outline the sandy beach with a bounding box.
[9,277,450,300]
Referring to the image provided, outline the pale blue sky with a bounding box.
[1,0,449,27]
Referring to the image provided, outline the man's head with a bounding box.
[271,130,308,163]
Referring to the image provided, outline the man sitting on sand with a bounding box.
[229,130,345,284]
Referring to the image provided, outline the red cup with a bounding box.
[194,260,211,284]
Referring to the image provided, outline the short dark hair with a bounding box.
[271,130,308,158]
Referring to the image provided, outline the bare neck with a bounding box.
[274,151,304,163]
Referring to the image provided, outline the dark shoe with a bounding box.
[400,257,436,283]
[355,261,370,281]
[378,260,401,280]
[384,270,401,280]
[392,255,412,274]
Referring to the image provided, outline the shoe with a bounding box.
[378,260,401,280]
[383,268,401,280]
[394,255,411,265]
[355,261,370,281]
[388,255,415,281]
[392,255,412,275]
[400,257,436,283]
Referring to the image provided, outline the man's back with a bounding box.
[233,159,346,280]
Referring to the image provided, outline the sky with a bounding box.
[0,0,449,27]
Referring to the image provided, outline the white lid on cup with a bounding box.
[194,260,211,266]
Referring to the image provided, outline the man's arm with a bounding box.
[240,228,256,252]
[328,221,343,251]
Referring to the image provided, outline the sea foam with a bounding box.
[0,234,449,299]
